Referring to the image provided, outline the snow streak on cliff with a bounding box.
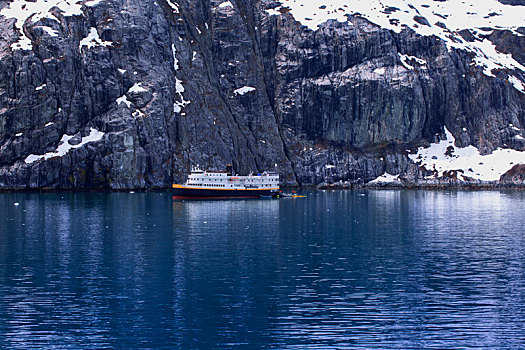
[0,0,103,50]
[0,0,524,189]
[270,0,525,89]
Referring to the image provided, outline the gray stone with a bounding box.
[0,0,524,189]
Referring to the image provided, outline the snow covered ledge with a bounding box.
[25,128,105,164]
[369,172,401,185]
[409,127,525,182]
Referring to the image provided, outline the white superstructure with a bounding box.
[184,167,279,190]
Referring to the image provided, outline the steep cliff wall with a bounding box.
[0,0,524,189]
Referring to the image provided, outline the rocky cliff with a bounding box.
[0,0,524,189]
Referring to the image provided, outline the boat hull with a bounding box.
[172,185,276,199]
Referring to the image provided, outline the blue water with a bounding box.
[1,190,524,349]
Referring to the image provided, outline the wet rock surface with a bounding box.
[0,0,524,189]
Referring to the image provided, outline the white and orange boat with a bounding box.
[172,165,279,199]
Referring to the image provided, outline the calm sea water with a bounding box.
[1,190,524,349]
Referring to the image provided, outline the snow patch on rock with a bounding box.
[40,26,59,37]
[266,8,281,16]
[85,0,104,7]
[171,44,179,70]
[409,127,525,181]
[116,95,131,108]
[128,82,147,93]
[509,76,525,94]
[234,86,256,95]
[369,172,401,184]
[470,39,525,77]
[1,0,84,50]
[79,27,112,51]
[399,54,427,70]
[25,128,104,164]
[218,1,233,9]
[269,0,525,77]
[132,110,146,118]
[165,0,179,13]
[173,76,191,113]
[170,44,190,114]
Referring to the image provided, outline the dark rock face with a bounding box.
[0,0,524,189]
[500,164,525,182]
[498,0,525,5]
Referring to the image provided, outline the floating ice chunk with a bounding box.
[118,69,127,74]
[233,86,256,95]
[79,27,113,51]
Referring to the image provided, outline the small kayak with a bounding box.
[279,193,306,198]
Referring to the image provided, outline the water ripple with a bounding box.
[0,191,524,348]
